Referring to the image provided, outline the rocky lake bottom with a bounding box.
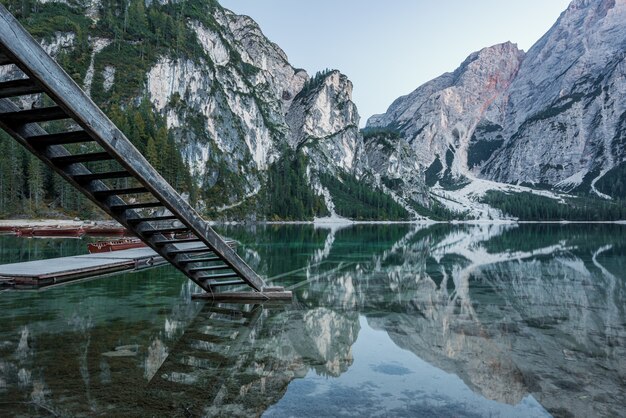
[0,223,624,417]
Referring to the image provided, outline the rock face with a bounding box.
[367,42,525,181]
[145,6,310,203]
[363,132,429,206]
[286,71,364,175]
[5,0,394,218]
[368,0,626,198]
[483,0,626,193]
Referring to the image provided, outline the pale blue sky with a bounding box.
[219,0,572,126]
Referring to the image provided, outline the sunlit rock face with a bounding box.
[368,0,626,196]
[367,42,525,179]
[482,0,626,189]
[286,71,365,176]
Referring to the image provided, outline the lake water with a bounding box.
[0,223,624,417]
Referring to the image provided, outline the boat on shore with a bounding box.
[15,226,85,237]
[87,238,146,253]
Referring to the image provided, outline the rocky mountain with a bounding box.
[1,0,420,221]
[368,42,524,179]
[2,0,623,221]
[368,0,626,201]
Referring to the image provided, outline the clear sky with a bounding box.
[219,0,572,127]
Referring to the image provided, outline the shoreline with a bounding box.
[2,218,625,228]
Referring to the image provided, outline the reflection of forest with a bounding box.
[0,224,624,417]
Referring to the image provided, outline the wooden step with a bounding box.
[127,215,178,225]
[93,187,149,199]
[198,272,240,281]
[154,237,202,246]
[0,106,67,124]
[73,170,133,184]
[0,51,13,66]
[0,79,43,98]
[165,240,236,255]
[188,265,231,273]
[206,279,246,288]
[142,226,189,236]
[51,152,112,165]
[110,201,163,211]
[177,256,221,264]
[27,131,94,146]
[167,247,213,255]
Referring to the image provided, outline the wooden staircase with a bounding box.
[0,5,289,299]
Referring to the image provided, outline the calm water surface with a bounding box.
[0,223,624,417]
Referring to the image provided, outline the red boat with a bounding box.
[15,226,85,237]
[87,238,147,253]
[35,227,85,237]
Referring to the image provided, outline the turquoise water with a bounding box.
[0,223,624,417]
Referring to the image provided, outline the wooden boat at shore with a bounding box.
[87,238,147,253]
[15,226,85,237]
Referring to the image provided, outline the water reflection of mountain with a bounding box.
[0,224,624,416]
[141,303,359,416]
[295,223,626,417]
[221,223,625,417]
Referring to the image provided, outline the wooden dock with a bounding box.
[0,247,166,288]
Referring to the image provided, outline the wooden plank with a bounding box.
[141,226,189,236]
[206,279,246,287]
[73,170,133,183]
[0,78,43,98]
[188,265,230,273]
[191,291,293,301]
[127,215,177,225]
[0,106,67,124]
[92,187,149,198]
[177,256,221,264]
[110,201,163,211]
[197,272,239,281]
[0,50,13,65]
[154,238,202,245]
[0,247,172,289]
[51,152,112,165]
[27,130,94,146]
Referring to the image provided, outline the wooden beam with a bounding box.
[110,202,163,211]
[50,152,113,165]
[92,187,149,198]
[0,78,43,98]
[206,279,246,287]
[27,130,94,146]
[153,238,202,246]
[188,265,230,273]
[140,226,189,236]
[0,106,67,124]
[0,51,12,66]
[126,215,177,225]
[197,272,239,281]
[73,170,133,183]
[176,256,221,264]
